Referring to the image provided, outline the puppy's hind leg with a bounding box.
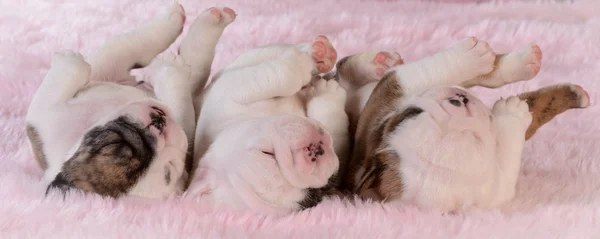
[179,7,236,95]
[29,51,91,108]
[517,83,590,140]
[87,3,185,82]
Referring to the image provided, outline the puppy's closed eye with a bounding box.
[261,151,274,156]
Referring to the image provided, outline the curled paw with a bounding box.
[307,79,347,105]
[492,96,532,129]
[52,50,91,76]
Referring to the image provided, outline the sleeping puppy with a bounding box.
[187,35,348,214]
[335,37,590,211]
[25,4,235,198]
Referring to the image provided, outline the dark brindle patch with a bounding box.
[298,173,340,210]
[46,116,157,198]
[26,125,47,170]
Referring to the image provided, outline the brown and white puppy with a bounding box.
[335,37,590,211]
[25,4,235,199]
[187,35,347,214]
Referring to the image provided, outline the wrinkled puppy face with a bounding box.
[190,115,339,213]
[383,86,496,164]
[47,100,188,199]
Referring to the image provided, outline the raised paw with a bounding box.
[450,37,496,76]
[373,52,404,77]
[144,2,186,36]
[148,52,190,85]
[52,50,91,75]
[336,51,403,89]
[492,96,532,129]
[301,35,337,73]
[307,79,347,106]
[572,84,591,108]
[198,7,236,26]
[497,44,542,84]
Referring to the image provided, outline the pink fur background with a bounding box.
[1,0,599,237]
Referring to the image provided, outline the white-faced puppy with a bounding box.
[335,37,590,211]
[188,35,348,214]
[25,4,236,199]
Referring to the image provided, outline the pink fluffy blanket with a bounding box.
[1,0,599,238]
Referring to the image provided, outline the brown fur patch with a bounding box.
[518,84,587,140]
[47,117,156,198]
[341,71,405,196]
[26,125,47,170]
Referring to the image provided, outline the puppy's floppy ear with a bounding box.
[45,173,73,197]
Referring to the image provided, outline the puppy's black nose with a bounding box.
[449,99,462,107]
[149,107,166,133]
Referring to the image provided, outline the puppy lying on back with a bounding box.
[335,38,590,211]
[25,4,234,198]
[188,33,348,214]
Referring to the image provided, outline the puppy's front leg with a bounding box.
[218,48,314,104]
[150,53,194,144]
[222,35,336,74]
[306,79,350,166]
[150,52,193,188]
[491,96,532,203]
[29,51,91,109]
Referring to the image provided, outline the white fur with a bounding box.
[348,37,535,211]
[24,3,219,199]
[189,42,348,213]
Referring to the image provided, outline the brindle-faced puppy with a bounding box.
[25,4,236,198]
[335,37,590,211]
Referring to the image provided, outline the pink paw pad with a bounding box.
[530,44,542,61]
[311,35,337,73]
[372,51,403,77]
[208,8,222,20]
[223,7,237,18]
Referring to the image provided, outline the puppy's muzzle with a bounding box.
[448,93,469,107]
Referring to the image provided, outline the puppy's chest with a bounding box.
[400,151,499,205]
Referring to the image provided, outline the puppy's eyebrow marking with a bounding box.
[381,107,424,135]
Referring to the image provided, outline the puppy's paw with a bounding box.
[281,48,315,90]
[492,96,532,130]
[480,44,542,88]
[197,7,236,26]
[450,37,496,76]
[52,50,91,76]
[307,79,347,107]
[148,52,191,85]
[296,35,337,74]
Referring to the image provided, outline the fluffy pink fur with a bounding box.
[1,0,599,237]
